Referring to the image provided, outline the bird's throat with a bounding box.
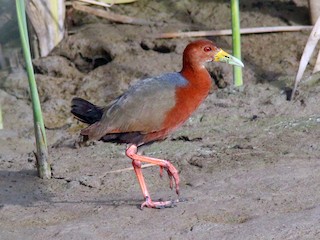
[159,67,212,135]
[180,66,212,93]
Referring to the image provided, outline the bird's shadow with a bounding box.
[45,199,142,209]
[0,169,144,209]
[0,169,53,207]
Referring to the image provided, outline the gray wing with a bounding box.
[102,72,188,133]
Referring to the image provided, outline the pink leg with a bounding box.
[126,144,180,209]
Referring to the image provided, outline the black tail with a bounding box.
[71,97,103,124]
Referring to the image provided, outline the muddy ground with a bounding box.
[1,0,320,239]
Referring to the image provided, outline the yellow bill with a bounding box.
[214,49,244,67]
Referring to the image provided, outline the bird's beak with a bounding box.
[214,49,244,67]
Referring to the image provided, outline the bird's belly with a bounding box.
[142,105,197,145]
[144,83,211,145]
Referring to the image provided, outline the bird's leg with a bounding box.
[131,159,173,209]
[126,144,180,209]
[126,144,180,194]
[131,159,150,198]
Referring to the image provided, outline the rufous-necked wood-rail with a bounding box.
[71,39,244,209]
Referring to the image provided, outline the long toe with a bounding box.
[140,197,176,209]
[164,161,180,195]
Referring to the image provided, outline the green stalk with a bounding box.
[231,0,243,87]
[16,0,51,179]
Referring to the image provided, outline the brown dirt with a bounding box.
[1,0,320,239]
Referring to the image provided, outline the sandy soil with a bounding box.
[1,0,320,239]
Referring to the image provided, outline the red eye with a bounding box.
[204,46,212,52]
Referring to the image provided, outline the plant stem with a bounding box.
[231,0,243,87]
[16,0,51,179]
[155,26,313,39]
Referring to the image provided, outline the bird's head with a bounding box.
[183,39,244,68]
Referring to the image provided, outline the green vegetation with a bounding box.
[16,0,51,178]
[231,0,243,87]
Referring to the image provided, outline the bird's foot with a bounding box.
[140,196,176,209]
[159,161,180,195]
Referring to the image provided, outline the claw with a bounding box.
[159,166,164,178]
[168,173,173,190]
[140,196,176,209]
[158,161,180,195]
[164,161,180,195]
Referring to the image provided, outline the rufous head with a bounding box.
[183,39,244,68]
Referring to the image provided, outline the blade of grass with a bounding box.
[26,0,65,57]
[154,26,313,39]
[72,2,151,25]
[231,0,243,87]
[309,0,320,25]
[313,47,320,73]
[16,0,51,179]
[99,0,138,4]
[291,16,320,100]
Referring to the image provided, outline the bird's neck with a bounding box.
[178,63,212,114]
[180,63,212,91]
[160,64,211,134]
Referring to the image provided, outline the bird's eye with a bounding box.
[204,46,212,52]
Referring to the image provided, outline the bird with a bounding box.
[71,39,244,209]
